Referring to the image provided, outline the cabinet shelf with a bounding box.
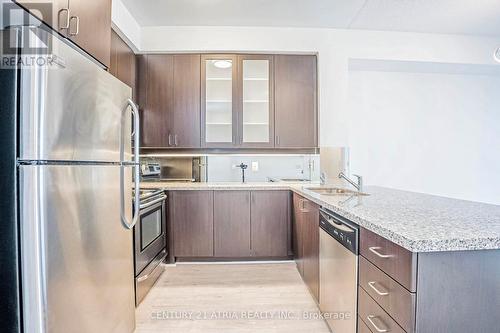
[243,100,268,103]
[206,77,232,81]
[207,122,232,125]
[244,122,269,125]
[206,100,232,103]
[243,78,268,81]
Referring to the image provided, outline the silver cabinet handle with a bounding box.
[139,195,166,210]
[174,134,178,146]
[368,281,389,296]
[57,8,70,30]
[120,99,140,230]
[276,135,280,145]
[68,15,79,36]
[168,134,172,146]
[366,315,389,333]
[369,247,394,258]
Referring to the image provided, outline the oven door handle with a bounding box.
[139,195,167,210]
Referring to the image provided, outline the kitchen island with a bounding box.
[142,181,500,333]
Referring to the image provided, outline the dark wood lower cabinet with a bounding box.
[171,190,290,260]
[214,191,251,257]
[250,191,290,257]
[171,191,214,257]
[302,199,319,302]
[359,226,500,333]
[292,193,305,275]
[292,193,320,302]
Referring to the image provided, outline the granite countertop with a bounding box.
[140,181,500,253]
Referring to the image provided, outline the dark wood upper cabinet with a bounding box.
[66,0,111,68]
[16,0,112,68]
[171,191,214,257]
[214,191,251,257]
[109,29,136,94]
[275,55,318,148]
[138,54,201,148]
[15,0,70,33]
[250,191,289,257]
[137,54,173,148]
[172,54,201,148]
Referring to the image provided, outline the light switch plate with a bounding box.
[251,161,259,171]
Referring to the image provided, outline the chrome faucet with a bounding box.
[338,172,363,192]
[236,163,248,183]
[320,172,327,185]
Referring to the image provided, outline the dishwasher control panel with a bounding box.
[319,208,359,254]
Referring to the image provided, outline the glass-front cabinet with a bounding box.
[202,54,274,148]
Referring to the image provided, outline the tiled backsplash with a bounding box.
[207,154,320,182]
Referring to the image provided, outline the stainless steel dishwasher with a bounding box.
[319,208,359,333]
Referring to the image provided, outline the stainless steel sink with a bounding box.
[304,186,369,196]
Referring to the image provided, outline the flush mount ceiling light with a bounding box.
[213,60,232,69]
[494,47,500,63]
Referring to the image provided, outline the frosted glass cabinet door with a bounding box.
[239,55,274,147]
[202,55,238,147]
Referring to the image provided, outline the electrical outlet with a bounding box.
[251,161,259,171]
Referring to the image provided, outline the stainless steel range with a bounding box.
[133,188,167,305]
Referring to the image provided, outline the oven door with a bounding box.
[134,194,167,276]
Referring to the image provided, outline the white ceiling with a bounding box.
[121,0,500,37]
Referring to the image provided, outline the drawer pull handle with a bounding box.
[369,246,394,258]
[366,315,389,332]
[368,281,389,296]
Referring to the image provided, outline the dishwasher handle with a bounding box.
[319,210,355,233]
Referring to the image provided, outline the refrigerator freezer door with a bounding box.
[19,165,135,333]
[19,28,132,163]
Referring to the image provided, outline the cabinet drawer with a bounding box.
[359,288,406,333]
[360,228,417,291]
[359,256,415,332]
[358,316,374,333]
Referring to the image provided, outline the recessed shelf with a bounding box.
[243,100,268,103]
[206,100,232,103]
[243,122,269,125]
[207,77,232,81]
[243,78,268,81]
[207,122,232,125]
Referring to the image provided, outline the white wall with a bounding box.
[348,68,500,204]
[128,25,500,203]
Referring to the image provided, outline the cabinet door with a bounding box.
[171,54,201,148]
[303,199,320,302]
[138,54,173,148]
[250,191,289,257]
[110,29,136,92]
[16,0,70,33]
[214,191,251,257]
[237,55,274,148]
[293,193,305,276]
[275,55,317,148]
[67,0,112,68]
[201,55,238,148]
[171,191,213,257]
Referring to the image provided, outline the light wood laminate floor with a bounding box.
[135,262,330,333]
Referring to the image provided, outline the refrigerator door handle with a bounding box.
[120,99,140,229]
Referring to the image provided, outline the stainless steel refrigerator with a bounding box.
[1,14,139,333]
